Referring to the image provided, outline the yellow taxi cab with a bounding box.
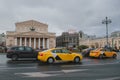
[37,48,83,64]
[89,48,117,59]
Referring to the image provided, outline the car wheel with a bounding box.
[11,55,18,61]
[112,54,117,58]
[74,57,80,63]
[99,54,103,59]
[47,57,54,64]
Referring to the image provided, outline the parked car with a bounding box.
[82,48,95,57]
[89,48,117,59]
[37,48,83,64]
[6,46,39,61]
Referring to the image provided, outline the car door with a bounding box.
[51,49,63,61]
[24,47,36,58]
[16,46,26,58]
[57,49,73,61]
[105,49,113,57]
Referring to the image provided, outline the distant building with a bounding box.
[79,31,96,45]
[80,37,120,49]
[6,20,56,49]
[111,31,120,37]
[79,31,96,40]
[0,33,5,46]
[79,31,120,49]
[56,32,79,47]
[79,31,88,39]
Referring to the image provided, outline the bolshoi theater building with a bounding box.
[6,20,56,49]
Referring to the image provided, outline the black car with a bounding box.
[6,46,39,61]
[82,48,95,57]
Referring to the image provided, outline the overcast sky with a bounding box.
[0,0,120,37]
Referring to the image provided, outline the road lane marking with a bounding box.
[15,72,59,77]
[62,69,88,73]
[15,69,88,77]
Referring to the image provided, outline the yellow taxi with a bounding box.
[37,48,83,64]
[89,48,117,59]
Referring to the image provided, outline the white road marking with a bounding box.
[15,72,59,77]
[15,69,88,77]
[96,77,120,80]
[62,69,88,73]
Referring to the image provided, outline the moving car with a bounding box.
[82,48,95,57]
[6,46,39,61]
[89,48,117,59]
[37,48,83,64]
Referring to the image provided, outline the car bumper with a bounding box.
[37,55,47,62]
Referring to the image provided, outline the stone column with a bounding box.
[25,37,27,46]
[47,38,49,49]
[117,40,119,49]
[34,38,36,49]
[29,38,31,47]
[43,38,45,49]
[20,37,22,46]
[15,37,17,46]
[38,38,40,49]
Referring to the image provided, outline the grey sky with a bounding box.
[0,0,120,37]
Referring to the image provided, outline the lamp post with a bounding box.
[102,17,112,47]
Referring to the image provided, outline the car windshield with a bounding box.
[9,47,17,50]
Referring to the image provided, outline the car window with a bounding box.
[17,47,24,51]
[10,47,17,50]
[52,50,57,53]
[25,47,33,51]
[52,49,61,53]
[61,49,70,53]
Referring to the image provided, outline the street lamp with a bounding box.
[102,17,112,47]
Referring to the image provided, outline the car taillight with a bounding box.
[39,53,44,56]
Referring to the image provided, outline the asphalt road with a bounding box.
[0,53,120,80]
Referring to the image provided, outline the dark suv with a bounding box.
[6,46,39,61]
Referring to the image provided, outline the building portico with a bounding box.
[14,37,49,49]
[6,20,56,49]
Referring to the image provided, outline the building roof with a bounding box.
[15,20,48,26]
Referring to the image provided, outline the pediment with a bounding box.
[15,20,48,26]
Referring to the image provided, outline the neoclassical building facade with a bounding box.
[6,20,56,49]
[79,37,120,49]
